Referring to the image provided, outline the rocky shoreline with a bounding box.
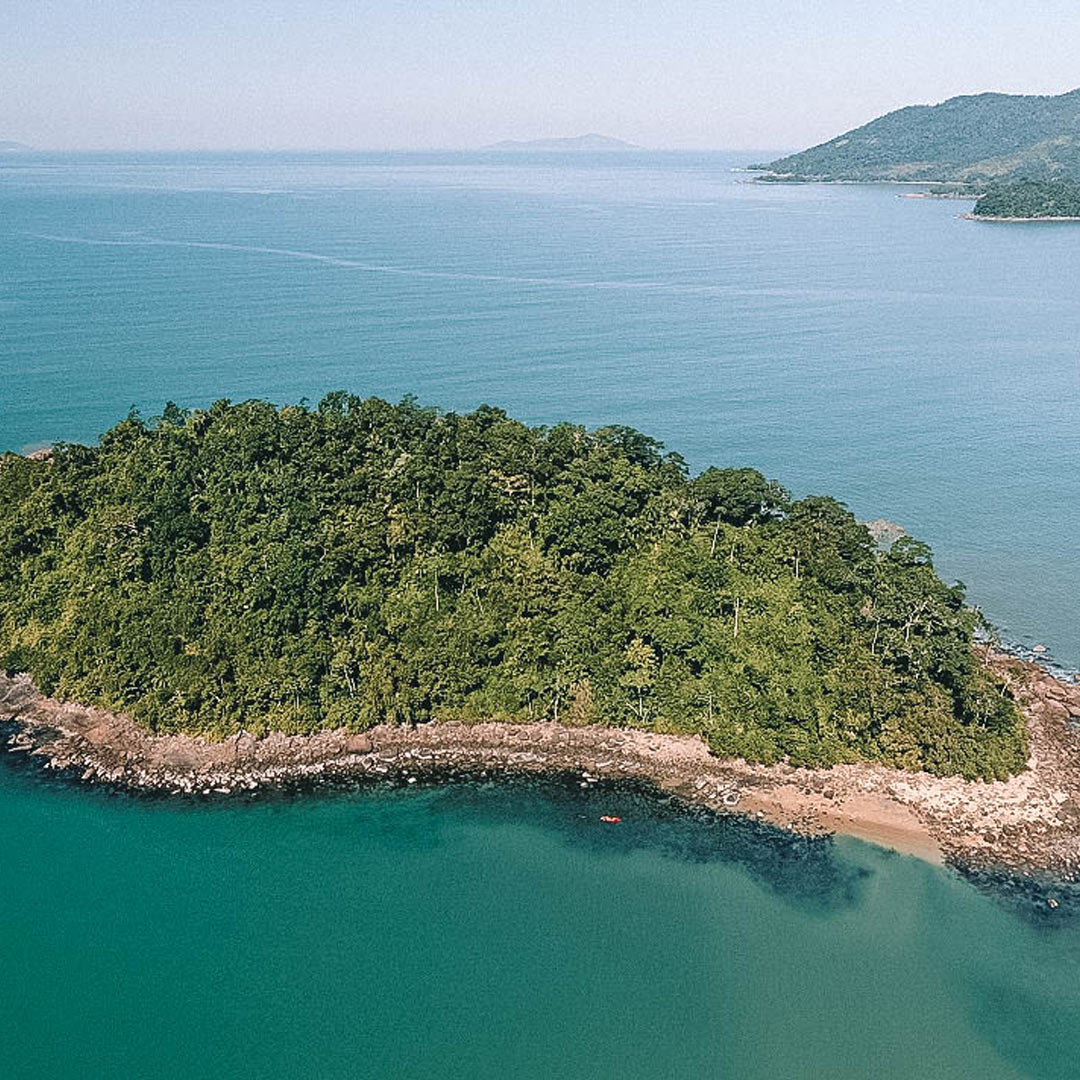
[4,655,1080,880]
[961,213,1080,222]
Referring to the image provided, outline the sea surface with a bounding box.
[0,151,1077,668]
[3,756,1080,1080]
[3,152,1080,1079]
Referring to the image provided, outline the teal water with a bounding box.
[3,754,1080,1080]
[0,151,1077,667]
[3,153,1080,1079]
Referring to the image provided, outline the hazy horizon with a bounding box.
[5,0,1080,152]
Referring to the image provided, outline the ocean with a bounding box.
[3,758,1080,1080]
[2,151,1080,1079]
[1,150,1077,667]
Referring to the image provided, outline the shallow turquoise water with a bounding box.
[1,151,1077,666]
[2,758,1080,1080]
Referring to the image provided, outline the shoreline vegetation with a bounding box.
[4,653,1080,878]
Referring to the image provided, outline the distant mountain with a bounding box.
[484,134,642,152]
[0,141,31,152]
[754,88,1080,183]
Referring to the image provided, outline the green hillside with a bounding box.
[756,88,1080,183]
[972,178,1080,219]
[0,395,1025,778]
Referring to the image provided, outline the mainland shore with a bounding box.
[3,656,1080,879]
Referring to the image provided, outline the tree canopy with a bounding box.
[973,179,1080,219]
[0,395,1026,779]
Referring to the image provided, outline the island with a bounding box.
[483,134,642,152]
[3,395,1080,879]
[968,178,1080,221]
[751,87,1080,185]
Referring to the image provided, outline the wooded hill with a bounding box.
[0,396,1026,778]
[973,178,1080,219]
[755,88,1080,184]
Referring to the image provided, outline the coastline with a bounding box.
[750,175,980,187]
[4,654,1080,879]
[902,192,978,201]
[960,213,1080,222]
[747,179,1080,222]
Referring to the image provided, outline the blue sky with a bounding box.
[5,0,1080,150]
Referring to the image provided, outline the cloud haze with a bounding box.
[5,0,1080,150]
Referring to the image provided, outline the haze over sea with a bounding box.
[3,151,1080,1080]
[1,151,1077,667]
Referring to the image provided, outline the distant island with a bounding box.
[0,141,31,152]
[484,134,642,152]
[751,87,1080,185]
[969,178,1080,221]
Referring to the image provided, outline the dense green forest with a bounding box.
[0,396,1025,778]
[973,179,1080,219]
[754,87,1080,183]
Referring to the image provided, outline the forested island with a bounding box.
[753,87,1080,184]
[0,395,1026,781]
[970,179,1080,220]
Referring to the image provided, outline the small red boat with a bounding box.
[599,815,622,824]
